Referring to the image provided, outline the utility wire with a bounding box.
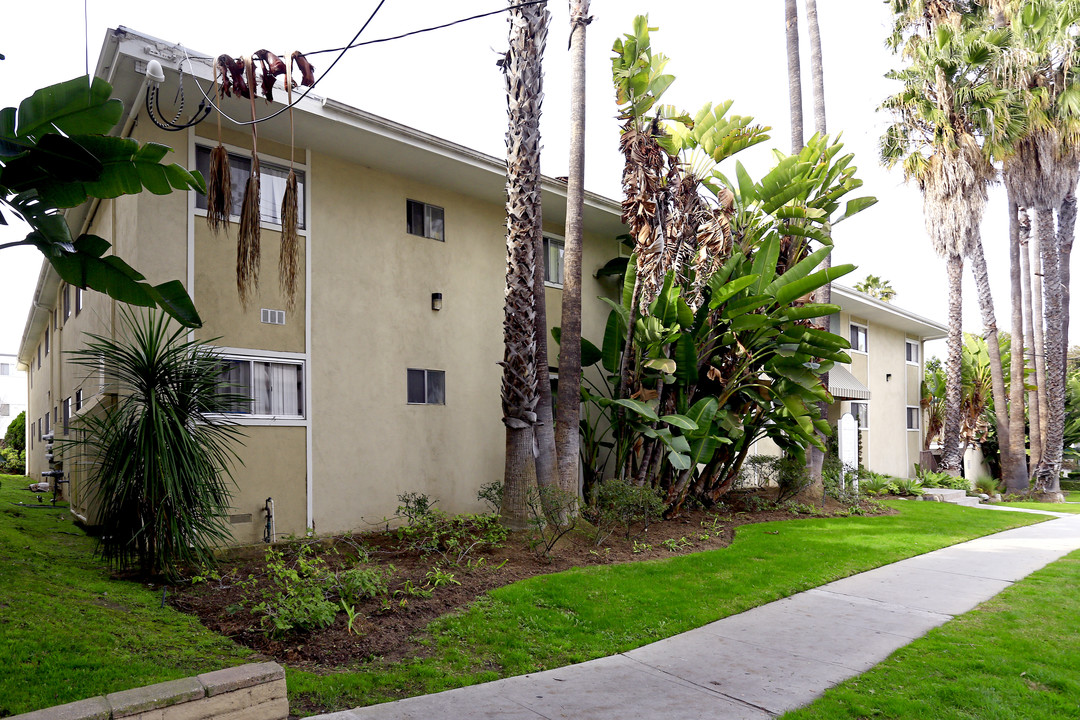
[178,0,547,128]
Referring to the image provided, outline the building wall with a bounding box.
[0,354,27,439]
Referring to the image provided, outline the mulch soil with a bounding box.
[169,493,888,671]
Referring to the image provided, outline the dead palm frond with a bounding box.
[237,56,261,306]
[206,60,232,234]
[279,63,301,311]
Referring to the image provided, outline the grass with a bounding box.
[0,472,1054,718]
[996,489,1080,513]
[285,501,1048,714]
[782,549,1080,720]
[0,475,252,716]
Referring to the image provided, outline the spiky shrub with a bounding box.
[69,310,244,579]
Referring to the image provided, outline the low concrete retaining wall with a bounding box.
[10,662,288,720]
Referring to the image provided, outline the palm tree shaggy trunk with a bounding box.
[1019,206,1043,470]
[1032,220,1049,446]
[500,0,548,529]
[555,0,591,503]
[1059,191,1076,383]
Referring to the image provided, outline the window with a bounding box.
[851,401,869,430]
[217,358,305,417]
[63,398,71,435]
[75,389,83,411]
[543,236,564,286]
[907,406,920,431]
[63,284,71,320]
[53,406,58,424]
[44,327,50,356]
[849,323,868,353]
[44,412,50,436]
[194,146,306,228]
[37,418,42,441]
[52,309,57,331]
[37,345,41,369]
[407,368,445,405]
[906,340,920,364]
[0,363,9,375]
[75,286,83,315]
[406,200,445,241]
[0,404,9,417]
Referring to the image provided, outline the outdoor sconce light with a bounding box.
[886,373,892,382]
[431,293,443,311]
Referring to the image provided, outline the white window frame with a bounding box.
[851,401,869,430]
[192,143,309,232]
[0,363,9,376]
[543,235,565,288]
[906,405,921,431]
[407,368,446,405]
[406,199,445,242]
[211,350,307,425]
[906,340,920,365]
[849,322,868,354]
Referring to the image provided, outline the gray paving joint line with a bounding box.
[617,651,777,717]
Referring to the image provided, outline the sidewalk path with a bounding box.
[314,510,1080,720]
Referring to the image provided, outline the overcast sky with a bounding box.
[0,0,1069,362]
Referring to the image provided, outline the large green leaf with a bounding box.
[581,337,603,368]
[660,414,698,432]
[614,398,659,422]
[774,263,855,306]
[601,309,625,374]
[15,75,123,139]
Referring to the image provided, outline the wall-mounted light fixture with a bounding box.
[431,292,443,311]
[886,373,892,382]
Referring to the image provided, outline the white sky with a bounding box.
[0,0,1071,362]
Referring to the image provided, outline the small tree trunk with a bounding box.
[555,0,591,503]
[501,425,538,530]
[1007,198,1030,490]
[967,235,1015,486]
[1019,207,1043,470]
[785,0,803,153]
[1035,205,1064,493]
[941,254,965,474]
[1059,192,1076,384]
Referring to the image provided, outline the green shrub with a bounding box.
[335,566,394,605]
[920,471,970,490]
[251,545,337,636]
[893,477,925,496]
[1060,479,1080,492]
[974,476,1000,496]
[860,473,897,496]
[593,478,665,541]
[396,500,508,566]
[477,481,503,513]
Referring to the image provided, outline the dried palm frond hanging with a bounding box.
[236,56,262,306]
[206,57,233,233]
[279,60,300,310]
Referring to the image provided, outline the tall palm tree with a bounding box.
[853,274,897,302]
[805,0,827,136]
[555,0,591,503]
[883,11,1010,476]
[499,0,549,529]
[999,0,1080,492]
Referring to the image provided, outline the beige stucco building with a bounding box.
[17,27,624,542]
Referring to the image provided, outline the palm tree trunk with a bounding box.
[1035,205,1064,493]
[805,0,826,137]
[1032,216,1049,445]
[1007,198,1030,490]
[1020,206,1043,470]
[941,254,965,474]
[785,0,803,153]
[1059,191,1076,382]
[967,233,1016,486]
[499,0,549,529]
[555,0,591,502]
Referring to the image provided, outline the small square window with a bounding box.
[0,363,9,376]
[406,200,445,241]
[849,324,868,353]
[194,146,307,228]
[543,236,565,286]
[907,406,920,431]
[407,368,446,405]
[906,340,919,364]
[0,404,9,417]
[851,401,869,430]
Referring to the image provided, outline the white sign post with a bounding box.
[838,412,859,495]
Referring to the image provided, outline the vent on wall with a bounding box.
[261,309,286,325]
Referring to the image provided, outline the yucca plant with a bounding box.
[68,309,244,579]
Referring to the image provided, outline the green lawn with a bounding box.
[997,501,1080,513]
[0,474,1052,718]
[782,549,1080,720]
[0,475,252,716]
[285,501,1048,715]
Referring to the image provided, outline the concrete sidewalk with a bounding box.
[314,510,1080,720]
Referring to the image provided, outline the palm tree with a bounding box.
[805,0,827,137]
[882,11,1010,476]
[555,0,592,505]
[999,0,1080,493]
[499,0,549,529]
[853,274,897,302]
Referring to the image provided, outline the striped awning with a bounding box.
[829,365,871,401]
